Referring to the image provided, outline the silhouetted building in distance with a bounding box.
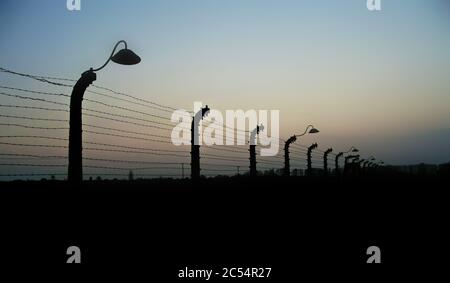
[438,163,450,177]
[388,163,450,177]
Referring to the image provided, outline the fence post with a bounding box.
[323,148,333,176]
[249,125,263,177]
[335,152,344,176]
[68,70,96,184]
[190,106,209,180]
[306,143,318,176]
[283,135,297,177]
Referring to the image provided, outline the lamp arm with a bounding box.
[92,40,128,72]
[295,125,314,137]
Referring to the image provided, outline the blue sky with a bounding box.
[1,0,450,171]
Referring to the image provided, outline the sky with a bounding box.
[0,0,450,179]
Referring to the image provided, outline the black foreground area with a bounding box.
[0,176,448,279]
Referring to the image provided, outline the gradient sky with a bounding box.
[1,0,450,176]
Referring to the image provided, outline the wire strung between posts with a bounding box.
[0,173,185,177]
[0,67,73,87]
[2,68,343,139]
[86,89,175,114]
[0,68,185,115]
[201,155,280,166]
[0,135,182,151]
[0,68,179,112]
[201,152,249,161]
[0,85,69,97]
[0,93,249,143]
[0,111,174,131]
[0,67,346,179]
[0,123,69,130]
[202,162,247,167]
[0,163,186,172]
[0,142,190,160]
[89,84,179,111]
[0,88,205,133]
[0,85,173,121]
[0,104,67,112]
[0,87,178,127]
[0,163,280,176]
[0,121,170,141]
[0,173,67,177]
[0,114,67,122]
[83,124,167,138]
[0,92,68,106]
[83,112,174,131]
[202,146,249,154]
[0,141,66,148]
[1,84,231,134]
[84,130,170,141]
[0,104,176,132]
[0,154,191,166]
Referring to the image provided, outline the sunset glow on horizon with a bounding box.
[1,0,450,180]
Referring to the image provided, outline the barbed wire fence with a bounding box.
[0,67,338,181]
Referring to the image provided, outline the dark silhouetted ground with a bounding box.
[0,175,448,279]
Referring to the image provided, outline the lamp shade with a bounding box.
[309,127,320,134]
[111,49,141,65]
